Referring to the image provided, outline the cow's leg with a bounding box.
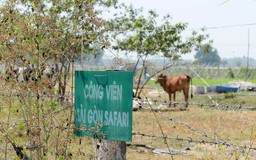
[173,93,176,107]
[168,93,172,107]
[183,90,189,107]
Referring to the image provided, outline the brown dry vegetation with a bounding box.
[129,107,256,160]
[1,82,256,159]
[128,87,256,160]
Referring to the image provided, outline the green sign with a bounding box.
[74,71,133,141]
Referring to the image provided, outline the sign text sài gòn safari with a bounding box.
[74,71,133,141]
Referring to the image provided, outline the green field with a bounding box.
[145,66,256,87]
[147,78,256,87]
[191,78,256,86]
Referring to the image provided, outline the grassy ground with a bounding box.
[129,107,256,160]
[147,78,256,87]
[1,80,256,159]
[129,88,256,159]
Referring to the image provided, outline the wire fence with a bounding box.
[1,74,256,159]
[131,89,256,158]
[133,97,256,111]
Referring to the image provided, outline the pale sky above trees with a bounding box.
[118,0,256,60]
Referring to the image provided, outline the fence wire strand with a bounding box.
[1,72,256,158]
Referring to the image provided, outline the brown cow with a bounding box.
[156,73,192,107]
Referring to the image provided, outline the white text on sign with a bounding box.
[83,81,122,101]
[76,107,129,127]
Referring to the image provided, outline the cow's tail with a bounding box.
[187,75,193,99]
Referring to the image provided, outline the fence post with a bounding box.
[96,69,127,160]
[97,140,126,160]
[75,70,131,160]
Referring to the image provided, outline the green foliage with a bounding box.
[49,101,58,111]
[194,45,221,66]
[147,79,159,87]
[183,78,234,86]
[147,77,240,88]
[18,122,25,131]
[227,67,235,79]
[224,93,236,99]
[110,5,211,98]
[0,0,118,159]
[236,67,254,79]
[189,77,254,86]
[59,156,64,160]
[111,6,211,59]
[250,79,256,84]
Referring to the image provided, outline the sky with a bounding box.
[118,0,256,60]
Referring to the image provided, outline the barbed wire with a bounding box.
[135,90,256,158]
[132,132,256,151]
[0,92,73,98]
[1,78,256,158]
[105,22,256,34]
[1,96,255,158]
[133,100,256,158]
[133,97,256,111]
[126,142,187,155]
[0,104,73,129]
[132,132,256,156]
[0,92,255,111]
[137,96,256,151]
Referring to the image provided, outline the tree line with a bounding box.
[0,0,211,159]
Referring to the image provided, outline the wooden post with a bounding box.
[94,69,128,160]
[75,70,132,160]
[96,140,126,160]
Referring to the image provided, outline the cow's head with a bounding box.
[155,74,167,84]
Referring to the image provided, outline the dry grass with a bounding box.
[1,83,256,159]
[128,107,256,159]
[127,87,256,159]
